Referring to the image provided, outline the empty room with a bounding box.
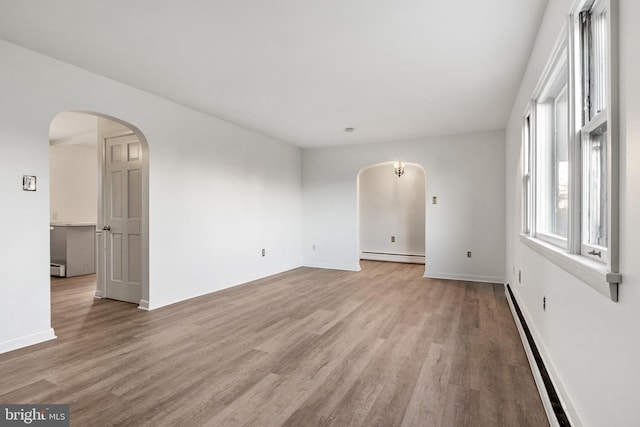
[0,0,639,426]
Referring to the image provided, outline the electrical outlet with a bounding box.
[391,236,396,243]
[432,196,437,204]
[543,296,546,311]
[467,251,472,258]
[312,244,316,250]
[261,248,265,257]
[518,270,521,284]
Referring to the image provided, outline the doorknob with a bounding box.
[103,225,111,231]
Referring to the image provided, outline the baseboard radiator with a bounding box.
[50,263,65,277]
[360,251,425,264]
[505,284,571,427]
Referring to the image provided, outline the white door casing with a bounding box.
[104,134,143,304]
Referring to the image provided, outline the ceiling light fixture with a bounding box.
[394,161,405,178]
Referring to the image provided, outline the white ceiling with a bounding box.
[0,0,547,148]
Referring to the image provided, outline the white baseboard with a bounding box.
[423,271,504,284]
[0,328,57,355]
[303,263,361,272]
[138,299,150,311]
[94,290,103,299]
[505,285,582,427]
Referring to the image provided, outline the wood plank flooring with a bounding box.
[0,261,548,426]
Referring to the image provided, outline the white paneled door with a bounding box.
[104,135,142,304]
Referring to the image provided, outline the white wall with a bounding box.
[505,0,640,425]
[49,143,98,224]
[0,39,302,353]
[302,131,505,282]
[359,163,425,258]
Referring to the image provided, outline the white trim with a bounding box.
[571,0,595,12]
[145,266,305,310]
[505,285,583,427]
[0,328,57,355]
[522,105,533,235]
[535,231,568,249]
[605,0,620,275]
[423,272,503,284]
[102,128,134,139]
[303,263,361,272]
[567,12,582,256]
[520,234,619,300]
[582,109,607,134]
[505,290,560,427]
[532,27,568,100]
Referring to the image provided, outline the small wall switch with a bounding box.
[518,270,522,283]
[261,248,265,257]
[23,175,36,191]
[543,296,546,311]
[432,196,437,204]
[391,236,396,243]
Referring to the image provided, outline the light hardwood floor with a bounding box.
[0,261,548,426]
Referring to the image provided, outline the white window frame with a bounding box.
[577,0,611,264]
[522,109,532,236]
[534,59,569,249]
[580,112,608,261]
[520,0,620,301]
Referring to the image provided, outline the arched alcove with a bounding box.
[49,111,150,309]
[357,161,426,266]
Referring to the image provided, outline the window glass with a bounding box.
[581,4,607,122]
[536,75,568,243]
[582,123,608,248]
[580,0,609,261]
[522,114,531,234]
[554,87,569,238]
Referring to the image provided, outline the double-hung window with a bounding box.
[522,112,532,235]
[579,0,610,262]
[520,0,619,300]
[535,53,569,248]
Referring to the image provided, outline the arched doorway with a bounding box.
[49,111,150,309]
[357,161,426,266]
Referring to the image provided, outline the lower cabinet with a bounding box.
[50,224,96,277]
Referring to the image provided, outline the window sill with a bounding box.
[519,234,621,301]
